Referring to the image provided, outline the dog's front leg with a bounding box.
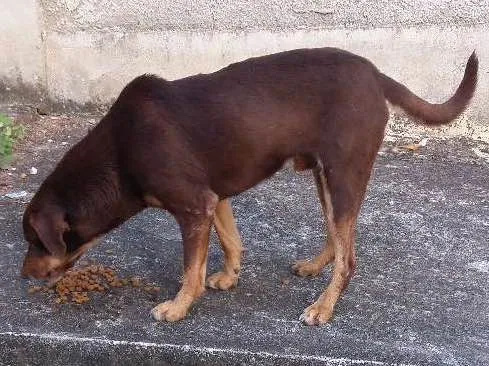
[151,199,216,322]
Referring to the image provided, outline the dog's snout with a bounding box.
[21,258,35,279]
[21,266,43,280]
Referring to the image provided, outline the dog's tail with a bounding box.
[379,52,478,126]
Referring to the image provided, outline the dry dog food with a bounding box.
[28,263,160,305]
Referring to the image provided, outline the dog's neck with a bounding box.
[37,121,144,239]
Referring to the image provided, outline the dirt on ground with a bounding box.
[0,104,102,196]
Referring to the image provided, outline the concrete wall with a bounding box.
[0,0,44,99]
[1,1,488,136]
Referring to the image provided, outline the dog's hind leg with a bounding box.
[300,141,378,325]
[207,199,243,290]
[299,162,360,325]
[292,165,335,276]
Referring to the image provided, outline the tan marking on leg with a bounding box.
[152,249,209,322]
[292,238,334,277]
[292,166,335,277]
[152,193,217,322]
[207,199,243,290]
[297,167,357,325]
[300,219,355,325]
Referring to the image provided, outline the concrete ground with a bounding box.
[0,107,488,365]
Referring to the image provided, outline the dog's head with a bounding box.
[21,194,99,284]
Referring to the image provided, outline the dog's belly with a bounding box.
[205,129,316,199]
[210,155,288,198]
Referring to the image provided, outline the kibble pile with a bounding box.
[28,263,160,304]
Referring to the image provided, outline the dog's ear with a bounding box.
[28,205,68,257]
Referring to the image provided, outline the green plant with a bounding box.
[0,113,24,168]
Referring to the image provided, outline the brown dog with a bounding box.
[21,47,478,325]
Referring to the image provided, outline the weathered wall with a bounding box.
[0,0,44,99]
[40,0,489,32]
[0,1,488,136]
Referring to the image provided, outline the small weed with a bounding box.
[0,113,24,168]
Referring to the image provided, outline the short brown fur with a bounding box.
[21,47,478,324]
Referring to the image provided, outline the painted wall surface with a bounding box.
[0,0,44,95]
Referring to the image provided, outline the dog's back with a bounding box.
[109,48,389,196]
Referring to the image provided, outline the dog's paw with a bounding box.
[299,302,333,326]
[206,271,239,290]
[292,259,323,277]
[151,300,189,322]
